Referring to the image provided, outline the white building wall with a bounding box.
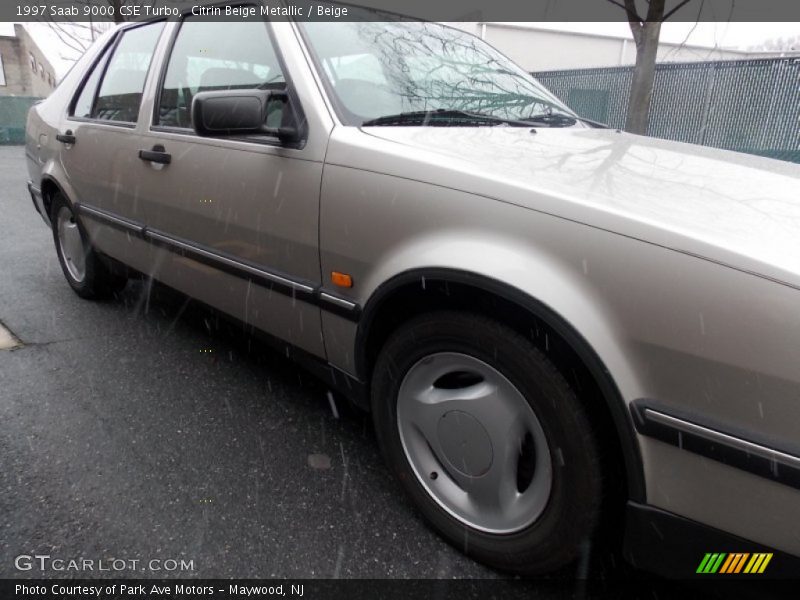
[444,23,752,72]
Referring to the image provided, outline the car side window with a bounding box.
[72,48,111,119]
[91,22,164,123]
[157,19,286,129]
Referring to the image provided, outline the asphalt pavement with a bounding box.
[0,145,505,579]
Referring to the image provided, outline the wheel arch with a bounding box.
[40,173,72,221]
[355,267,646,503]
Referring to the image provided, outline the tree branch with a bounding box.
[661,0,694,22]
[606,0,642,23]
[48,24,88,54]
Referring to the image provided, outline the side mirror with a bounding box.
[191,89,299,144]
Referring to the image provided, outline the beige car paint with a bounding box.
[25,17,800,559]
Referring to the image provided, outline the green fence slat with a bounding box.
[0,96,42,145]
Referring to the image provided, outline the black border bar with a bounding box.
[7,0,800,22]
[4,575,800,597]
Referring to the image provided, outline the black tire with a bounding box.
[371,310,604,575]
[50,193,127,299]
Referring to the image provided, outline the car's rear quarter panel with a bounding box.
[25,28,118,223]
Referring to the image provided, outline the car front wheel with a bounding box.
[371,311,604,575]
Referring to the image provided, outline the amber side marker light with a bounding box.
[331,271,353,288]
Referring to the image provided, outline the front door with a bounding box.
[132,16,325,356]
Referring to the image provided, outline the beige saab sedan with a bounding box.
[25,5,800,577]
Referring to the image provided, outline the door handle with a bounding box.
[56,130,76,144]
[138,145,171,165]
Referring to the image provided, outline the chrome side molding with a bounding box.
[75,202,361,322]
[631,400,800,491]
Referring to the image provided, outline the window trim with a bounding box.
[67,19,167,129]
[67,32,118,121]
[149,6,307,149]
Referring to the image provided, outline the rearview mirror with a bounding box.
[191,89,299,144]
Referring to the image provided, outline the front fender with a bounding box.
[319,164,644,406]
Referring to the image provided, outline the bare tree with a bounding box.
[606,0,693,134]
[43,0,144,63]
[355,22,565,119]
[748,35,800,53]
[44,21,113,62]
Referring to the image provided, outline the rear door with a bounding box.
[132,15,327,356]
[59,21,165,273]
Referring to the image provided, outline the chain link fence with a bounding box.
[534,57,800,164]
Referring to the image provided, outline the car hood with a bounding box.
[359,126,800,289]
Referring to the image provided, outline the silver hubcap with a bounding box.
[397,352,552,533]
[56,206,86,282]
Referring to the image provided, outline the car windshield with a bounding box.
[299,17,577,126]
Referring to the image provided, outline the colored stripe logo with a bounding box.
[697,552,773,574]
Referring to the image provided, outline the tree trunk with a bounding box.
[625,21,661,134]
